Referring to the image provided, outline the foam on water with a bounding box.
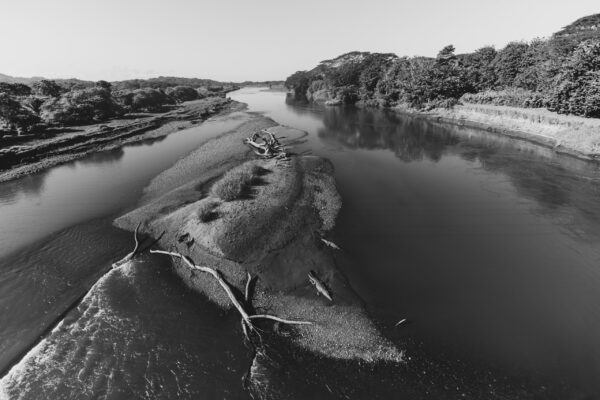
[0,258,249,399]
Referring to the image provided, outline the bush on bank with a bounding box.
[284,13,600,119]
[0,77,233,135]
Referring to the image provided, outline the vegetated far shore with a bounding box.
[284,12,600,161]
[0,96,239,183]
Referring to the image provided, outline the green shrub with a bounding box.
[40,87,121,124]
[211,162,267,201]
[460,46,497,92]
[285,71,313,97]
[0,83,32,97]
[334,85,359,104]
[548,39,600,117]
[424,98,460,110]
[196,200,220,222]
[326,62,363,87]
[211,168,254,201]
[32,80,63,98]
[112,88,174,112]
[461,88,545,108]
[0,93,41,133]
[165,86,199,103]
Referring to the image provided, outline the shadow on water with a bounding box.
[76,148,125,166]
[315,105,459,162]
[0,173,46,205]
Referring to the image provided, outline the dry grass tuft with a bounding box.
[196,199,221,222]
[211,161,270,201]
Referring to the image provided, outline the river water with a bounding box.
[1,88,600,399]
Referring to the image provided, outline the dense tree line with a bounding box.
[285,14,600,118]
[0,78,235,135]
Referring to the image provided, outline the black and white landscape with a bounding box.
[2,1,600,399]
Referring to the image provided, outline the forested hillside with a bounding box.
[0,76,237,135]
[285,14,600,118]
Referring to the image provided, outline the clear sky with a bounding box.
[0,0,598,82]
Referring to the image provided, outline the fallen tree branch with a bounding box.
[242,272,253,341]
[248,315,313,325]
[112,223,141,268]
[149,249,313,335]
[244,272,253,303]
[308,271,334,302]
[150,249,253,327]
[320,237,341,250]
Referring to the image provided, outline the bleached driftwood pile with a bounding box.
[244,130,289,161]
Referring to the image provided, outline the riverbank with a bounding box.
[394,102,600,162]
[0,97,240,183]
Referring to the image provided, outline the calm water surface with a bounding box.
[233,88,600,397]
[1,88,600,398]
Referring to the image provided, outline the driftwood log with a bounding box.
[244,130,289,160]
[320,237,341,250]
[112,223,141,268]
[308,271,333,302]
[149,249,312,337]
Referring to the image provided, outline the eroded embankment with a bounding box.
[114,113,405,398]
[395,103,600,161]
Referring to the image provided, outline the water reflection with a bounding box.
[0,174,45,205]
[238,89,600,397]
[77,148,124,166]
[0,116,246,259]
[283,97,600,241]
[315,105,458,162]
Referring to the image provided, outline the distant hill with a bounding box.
[0,73,45,84]
[111,76,229,91]
[0,73,277,89]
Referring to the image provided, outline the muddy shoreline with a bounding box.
[0,97,241,183]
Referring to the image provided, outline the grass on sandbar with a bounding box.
[196,199,221,222]
[211,162,269,201]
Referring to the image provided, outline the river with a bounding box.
[1,88,600,399]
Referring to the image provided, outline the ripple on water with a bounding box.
[0,257,250,400]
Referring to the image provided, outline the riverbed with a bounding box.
[1,88,600,399]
